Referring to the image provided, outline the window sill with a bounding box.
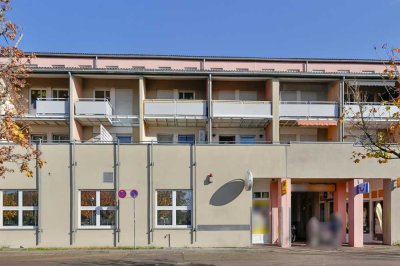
[77,227,115,230]
[0,227,37,231]
[154,227,192,230]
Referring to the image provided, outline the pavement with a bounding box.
[0,245,399,265]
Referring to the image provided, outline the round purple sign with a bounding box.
[118,189,127,198]
[130,189,138,198]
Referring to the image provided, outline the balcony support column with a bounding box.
[139,76,146,142]
[265,79,280,143]
[334,181,347,244]
[207,74,212,144]
[348,178,363,247]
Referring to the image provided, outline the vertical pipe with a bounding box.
[113,142,120,246]
[208,74,213,144]
[147,142,154,244]
[35,142,41,246]
[69,142,76,245]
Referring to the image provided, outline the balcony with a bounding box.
[211,100,272,127]
[280,101,339,119]
[19,98,69,125]
[144,99,207,127]
[344,102,399,121]
[75,99,113,126]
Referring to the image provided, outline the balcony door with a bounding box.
[30,89,47,112]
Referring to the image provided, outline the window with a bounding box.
[105,65,119,69]
[132,66,145,70]
[262,68,275,72]
[157,134,174,143]
[236,68,249,71]
[159,66,171,70]
[338,70,350,73]
[156,190,192,228]
[312,70,325,73]
[94,90,111,101]
[253,192,269,199]
[52,89,69,100]
[362,70,375,74]
[178,91,194,100]
[219,135,236,144]
[210,68,223,71]
[52,134,69,143]
[31,134,47,143]
[0,190,38,228]
[117,135,132,144]
[287,69,300,72]
[79,190,116,228]
[178,134,195,144]
[52,64,65,68]
[184,67,198,71]
[240,136,256,144]
[30,89,47,108]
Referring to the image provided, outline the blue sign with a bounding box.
[130,189,139,198]
[356,182,370,195]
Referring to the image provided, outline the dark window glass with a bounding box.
[157,210,172,225]
[81,210,96,226]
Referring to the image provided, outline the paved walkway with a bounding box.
[0,245,399,265]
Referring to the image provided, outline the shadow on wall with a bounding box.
[210,179,245,206]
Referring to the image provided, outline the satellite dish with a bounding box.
[244,170,253,191]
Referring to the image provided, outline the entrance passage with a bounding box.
[291,192,320,241]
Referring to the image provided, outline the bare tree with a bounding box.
[342,46,400,163]
[0,0,44,177]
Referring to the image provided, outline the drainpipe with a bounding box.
[208,74,212,144]
[69,142,76,245]
[304,61,309,72]
[35,142,42,246]
[113,142,120,246]
[94,56,98,68]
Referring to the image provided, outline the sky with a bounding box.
[8,0,400,59]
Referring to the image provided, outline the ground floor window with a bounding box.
[156,190,192,228]
[116,135,132,144]
[79,190,116,228]
[0,190,38,228]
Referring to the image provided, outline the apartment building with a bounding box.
[0,53,400,248]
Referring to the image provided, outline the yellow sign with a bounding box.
[282,180,287,195]
[397,177,400,188]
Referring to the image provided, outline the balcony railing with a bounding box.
[75,98,112,116]
[344,102,399,119]
[280,101,339,118]
[36,98,69,116]
[144,99,207,118]
[211,100,272,118]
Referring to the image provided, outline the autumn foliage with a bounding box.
[0,0,44,177]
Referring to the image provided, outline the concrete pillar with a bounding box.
[270,181,279,244]
[207,74,212,144]
[383,179,400,245]
[138,76,145,142]
[278,178,291,247]
[265,79,280,143]
[348,179,363,247]
[334,181,347,243]
[69,74,83,141]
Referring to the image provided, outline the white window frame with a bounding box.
[0,190,38,229]
[52,88,69,100]
[155,190,192,229]
[78,190,116,229]
[178,91,195,100]
[93,89,111,101]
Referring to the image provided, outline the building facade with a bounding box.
[0,53,400,248]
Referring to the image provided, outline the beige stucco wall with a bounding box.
[213,80,265,100]
[1,143,400,248]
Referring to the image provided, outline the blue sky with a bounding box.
[9,0,400,59]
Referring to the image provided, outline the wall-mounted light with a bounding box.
[212,134,216,138]
[259,134,264,139]
[206,173,213,184]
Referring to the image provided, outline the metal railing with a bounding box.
[144,99,207,117]
[211,100,272,118]
[280,101,339,118]
[75,98,113,116]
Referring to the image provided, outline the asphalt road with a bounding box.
[0,245,399,265]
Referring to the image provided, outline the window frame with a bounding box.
[0,190,38,229]
[178,91,195,100]
[94,89,111,102]
[78,190,117,229]
[52,88,69,100]
[155,190,192,229]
